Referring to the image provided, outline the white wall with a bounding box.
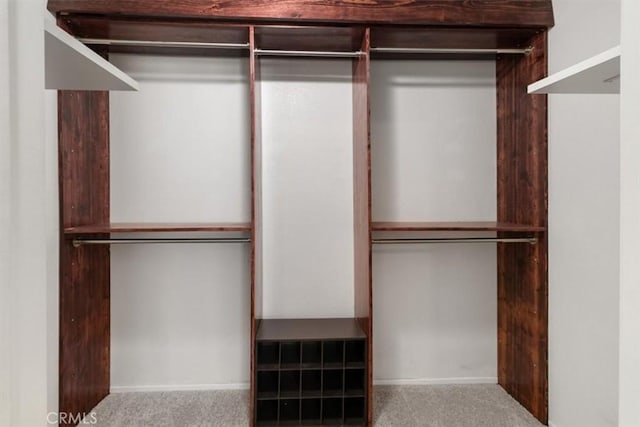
[1,1,59,425]
[619,0,640,424]
[371,60,498,383]
[261,58,355,319]
[108,54,251,390]
[548,1,621,426]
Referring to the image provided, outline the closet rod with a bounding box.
[372,237,537,245]
[72,238,251,247]
[370,47,532,55]
[253,49,365,58]
[78,38,251,50]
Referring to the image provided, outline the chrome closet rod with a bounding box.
[78,38,251,50]
[253,49,365,58]
[372,237,537,245]
[370,47,532,55]
[72,238,251,248]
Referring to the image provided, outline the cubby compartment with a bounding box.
[281,342,301,369]
[257,342,280,370]
[345,340,365,368]
[256,399,279,424]
[301,398,322,424]
[345,369,365,396]
[323,369,343,397]
[302,370,322,397]
[323,341,344,368]
[280,370,301,398]
[279,399,300,424]
[322,397,343,423]
[344,397,365,424]
[257,371,279,399]
[302,341,322,368]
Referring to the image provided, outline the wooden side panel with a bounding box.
[496,32,548,424]
[48,0,555,28]
[58,90,110,424]
[353,28,373,427]
[249,25,262,427]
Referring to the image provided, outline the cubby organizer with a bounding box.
[255,319,367,425]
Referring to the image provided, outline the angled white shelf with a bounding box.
[528,46,620,94]
[44,17,139,91]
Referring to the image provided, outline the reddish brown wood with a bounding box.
[48,1,554,28]
[58,90,110,424]
[249,25,262,427]
[255,26,366,52]
[256,318,366,341]
[353,28,373,427]
[372,221,545,232]
[64,222,251,234]
[371,27,539,50]
[496,31,548,424]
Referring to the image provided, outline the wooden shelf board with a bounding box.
[64,222,251,235]
[528,46,620,94]
[256,318,366,342]
[372,221,545,232]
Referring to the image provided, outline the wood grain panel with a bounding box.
[249,25,262,427]
[496,31,548,424]
[255,26,365,52]
[353,28,373,427]
[58,90,110,424]
[48,1,554,28]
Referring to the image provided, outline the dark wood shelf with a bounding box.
[64,222,251,235]
[256,318,366,342]
[371,221,545,232]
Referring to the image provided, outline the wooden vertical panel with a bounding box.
[58,90,110,424]
[249,25,263,427]
[353,27,373,427]
[496,32,548,424]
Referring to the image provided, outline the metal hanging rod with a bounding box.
[254,49,366,58]
[73,237,251,248]
[370,47,532,55]
[372,237,537,245]
[78,38,251,50]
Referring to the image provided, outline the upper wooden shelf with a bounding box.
[372,221,545,232]
[64,222,251,235]
[528,46,620,94]
[256,318,366,342]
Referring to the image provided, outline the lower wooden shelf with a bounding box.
[255,318,367,426]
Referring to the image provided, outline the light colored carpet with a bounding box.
[83,384,544,426]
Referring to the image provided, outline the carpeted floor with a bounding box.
[82,384,544,426]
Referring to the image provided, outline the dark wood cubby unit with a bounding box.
[255,319,367,426]
[51,1,552,425]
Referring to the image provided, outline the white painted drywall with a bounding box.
[109,54,251,389]
[547,1,621,426]
[371,60,498,383]
[1,1,58,425]
[618,0,640,425]
[260,58,355,319]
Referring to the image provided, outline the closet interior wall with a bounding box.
[51,2,553,425]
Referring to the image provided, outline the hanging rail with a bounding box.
[253,49,365,58]
[78,38,251,50]
[72,237,251,248]
[372,237,537,245]
[369,47,532,55]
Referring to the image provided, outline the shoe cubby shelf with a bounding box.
[255,319,367,426]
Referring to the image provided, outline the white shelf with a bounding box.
[44,17,139,91]
[528,46,620,94]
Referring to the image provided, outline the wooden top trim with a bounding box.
[256,318,366,341]
[64,222,251,234]
[48,1,554,28]
[372,221,545,232]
